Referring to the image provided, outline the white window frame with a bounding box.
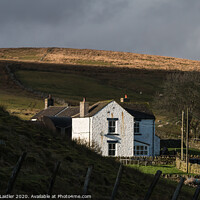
[134,145,148,156]
[107,118,118,134]
[134,121,140,134]
[108,142,117,156]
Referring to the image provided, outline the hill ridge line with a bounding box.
[0,47,200,71]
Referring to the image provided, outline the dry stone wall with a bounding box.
[4,63,66,105]
[176,157,200,174]
[119,155,176,165]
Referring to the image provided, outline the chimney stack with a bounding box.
[80,97,89,117]
[45,94,54,109]
[120,94,130,102]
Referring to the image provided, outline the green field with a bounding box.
[0,48,43,61]
[14,68,183,138]
[0,60,182,139]
[0,60,168,120]
[0,89,43,120]
[0,61,182,138]
[168,148,200,156]
[15,68,166,103]
[0,62,44,119]
[0,89,42,110]
[129,164,184,175]
[15,71,123,102]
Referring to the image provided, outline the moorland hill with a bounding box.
[0,47,200,71]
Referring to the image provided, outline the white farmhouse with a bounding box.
[72,97,160,157]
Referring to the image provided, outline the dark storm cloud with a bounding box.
[0,0,200,60]
[0,0,91,25]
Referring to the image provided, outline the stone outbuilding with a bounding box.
[42,116,72,137]
[31,95,79,136]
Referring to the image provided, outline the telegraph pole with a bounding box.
[181,110,184,161]
[186,108,189,173]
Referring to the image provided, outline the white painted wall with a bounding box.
[91,101,134,157]
[72,118,91,144]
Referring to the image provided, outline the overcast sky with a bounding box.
[0,0,200,60]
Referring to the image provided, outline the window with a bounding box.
[107,118,118,134]
[108,143,116,156]
[134,145,148,156]
[134,121,140,134]
[109,120,116,133]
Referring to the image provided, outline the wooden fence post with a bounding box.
[83,165,93,195]
[171,177,185,200]
[47,161,61,195]
[6,152,27,194]
[110,164,123,200]
[192,185,200,200]
[144,170,162,200]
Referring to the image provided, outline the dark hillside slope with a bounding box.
[1,60,167,104]
[0,107,195,199]
[0,61,43,119]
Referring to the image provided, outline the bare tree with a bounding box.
[154,71,200,138]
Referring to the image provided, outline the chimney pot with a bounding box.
[45,94,54,109]
[120,94,130,103]
[80,98,89,117]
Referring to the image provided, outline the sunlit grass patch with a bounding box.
[128,164,185,175]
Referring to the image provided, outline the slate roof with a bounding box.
[72,100,155,119]
[57,107,79,117]
[134,139,150,146]
[32,100,155,120]
[32,106,66,120]
[87,100,113,117]
[119,103,155,120]
[47,116,72,128]
[32,106,79,120]
[72,100,112,118]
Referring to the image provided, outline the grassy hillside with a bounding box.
[1,47,199,139]
[1,47,200,71]
[0,59,182,138]
[0,107,196,199]
[0,62,43,120]
[15,68,165,103]
[0,59,167,109]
